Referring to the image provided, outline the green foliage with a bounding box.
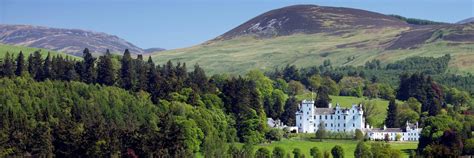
[354,141,371,158]
[388,14,447,25]
[418,114,463,157]
[293,148,302,158]
[281,97,299,126]
[370,142,401,158]
[354,129,364,141]
[266,128,283,142]
[273,146,286,158]
[315,86,331,108]
[385,99,400,128]
[464,138,474,155]
[255,147,271,158]
[288,80,305,96]
[96,50,115,86]
[310,147,322,158]
[331,145,344,158]
[315,121,326,141]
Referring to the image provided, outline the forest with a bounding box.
[0,49,473,157]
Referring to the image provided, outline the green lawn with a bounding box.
[256,136,417,158]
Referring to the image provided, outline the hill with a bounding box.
[457,17,474,24]
[151,5,474,75]
[0,44,80,60]
[0,24,146,56]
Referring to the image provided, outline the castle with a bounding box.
[296,100,365,133]
[294,100,421,141]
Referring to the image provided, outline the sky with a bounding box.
[0,0,473,49]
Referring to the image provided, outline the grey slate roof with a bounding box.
[314,108,335,115]
[369,128,403,132]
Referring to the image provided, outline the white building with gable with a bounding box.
[366,122,422,141]
[295,100,365,133]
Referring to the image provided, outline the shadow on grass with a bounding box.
[401,149,415,155]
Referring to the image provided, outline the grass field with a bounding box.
[151,27,474,75]
[256,136,418,158]
[296,94,390,127]
[0,44,80,60]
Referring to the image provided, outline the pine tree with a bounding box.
[280,97,299,126]
[146,57,161,103]
[2,52,15,77]
[315,86,331,108]
[40,52,52,81]
[120,49,134,90]
[96,50,115,86]
[134,54,148,91]
[385,99,399,128]
[15,51,25,76]
[189,64,208,94]
[81,48,96,83]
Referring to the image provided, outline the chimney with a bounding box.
[328,103,332,108]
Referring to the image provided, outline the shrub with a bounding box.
[255,147,271,158]
[331,145,344,158]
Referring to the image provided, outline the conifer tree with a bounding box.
[281,97,299,126]
[120,49,134,90]
[2,52,15,77]
[40,52,52,81]
[15,51,25,76]
[146,57,161,103]
[189,64,208,93]
[315,86,331,108]
[3,52,15,77]
[96,50,115,86]
[134,54,148,91]
[81,48,96,83]
[385,99,399,128]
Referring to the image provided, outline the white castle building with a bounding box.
[294,100,422,141]
[366,122,422,141]
[295,100,364,133]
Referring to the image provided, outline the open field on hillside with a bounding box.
[0,44,80,60]
[151,28,474,75]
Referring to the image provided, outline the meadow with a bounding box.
[151,28,474,75]
[0,44,80,60]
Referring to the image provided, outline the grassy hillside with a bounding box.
[151,27,474,75]
[0,44,80,60]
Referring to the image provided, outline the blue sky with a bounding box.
[1,0,473,49]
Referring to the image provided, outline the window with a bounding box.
[353,123,355,127]
[338,116,340,120]
[320,115,322,119]
[331,123,333,127]
[331,115,333,119]
[325,115,327,119]
[353,116,355,119]
[325,123,327,127]
[343,123,346,127]
[344,116,346,119]
[338,123,340,127]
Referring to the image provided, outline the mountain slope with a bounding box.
[215,5,408,40]
[151,5,474,75]
[0,44,80,60]
[457,17,474,24]
[0,24,144,56]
